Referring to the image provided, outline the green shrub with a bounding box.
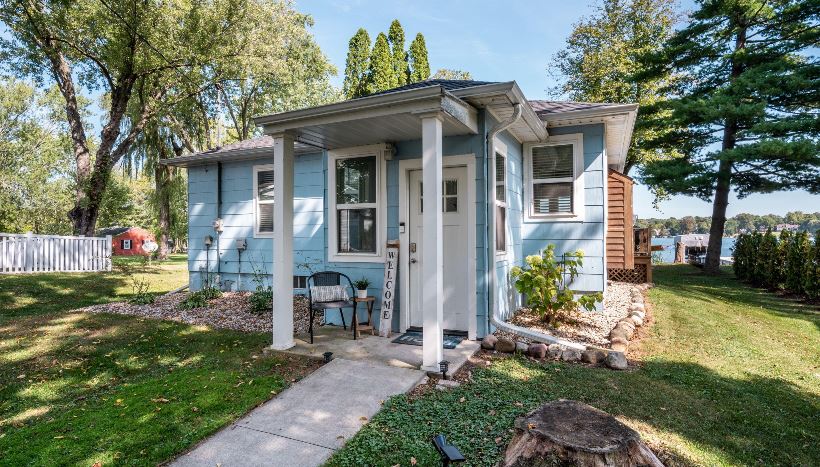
[129,275,156,305]
[734,230,819,299]
[510,244,602,326]
[249,286,273,314]
[181,285,221,310]
[804,231,820,300]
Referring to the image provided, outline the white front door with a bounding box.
[408,166,470,332]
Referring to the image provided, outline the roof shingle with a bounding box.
[361,79,499,98]
[528,100,626,117]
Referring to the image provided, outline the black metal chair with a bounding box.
[307,271,356,344]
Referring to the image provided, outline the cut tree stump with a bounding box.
[501,399,664,467]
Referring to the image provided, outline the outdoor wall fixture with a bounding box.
[439,360,450,380]
[432,434,465,466]
[323,352,334,363]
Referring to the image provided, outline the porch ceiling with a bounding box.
[254,86,479,150]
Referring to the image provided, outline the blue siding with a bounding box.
[495,128,525,324]
[520,123,607,294]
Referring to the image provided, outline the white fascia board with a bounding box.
[254,86,477,136]
[159,145,317,167]
[452,81,548,141]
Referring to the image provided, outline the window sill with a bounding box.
[254,232,275,239]
[328,252,384,263]
[526,213,585,223]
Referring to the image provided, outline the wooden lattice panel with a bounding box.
[608,263,649,284]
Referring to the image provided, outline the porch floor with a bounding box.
[279,325,481,374]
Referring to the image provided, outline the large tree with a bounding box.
[368,32,396,93]
[0,79,74,234]
[388,20,408,87]
[431,69,472,80]
[639,0,820,273]
[408,33,430,83]
[0,0,289,236]
[550,0,680,174]
[343,28,371,98]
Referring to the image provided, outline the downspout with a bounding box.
[485,104,585,350]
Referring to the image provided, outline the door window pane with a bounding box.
[337,208,376,253]
[419,179,458,213]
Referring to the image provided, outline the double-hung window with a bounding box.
[254,165,275,236]
[495,151,507,253]
[329,146,386,261]
[525,134,585,221]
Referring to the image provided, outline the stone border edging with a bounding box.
[483,283,653,371]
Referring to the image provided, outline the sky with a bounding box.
[297,0,820,219]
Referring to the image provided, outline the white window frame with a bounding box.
[494,140,508,258]
[253,164,275,238]
[524,133,585,222]
[327,144,388,262]
[122,239,131,250]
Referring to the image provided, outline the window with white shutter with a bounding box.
[254,165,274,236]
[525,134,585,221]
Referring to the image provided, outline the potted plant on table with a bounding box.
[353,277,371,299]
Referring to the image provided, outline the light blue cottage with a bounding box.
[165,80,637,371]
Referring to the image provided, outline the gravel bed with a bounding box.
[502,282,634,347]
[76,292,321,334]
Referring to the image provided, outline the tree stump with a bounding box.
[501,400,664,467]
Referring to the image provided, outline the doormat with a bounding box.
[391,331,464,349]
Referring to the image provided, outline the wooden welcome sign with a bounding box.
[378,240,399,337]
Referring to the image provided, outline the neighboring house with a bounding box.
[98,227,155,256]
[163,79,637,370]
[775,223,799,232]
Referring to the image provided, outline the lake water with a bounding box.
[652,237,736,263]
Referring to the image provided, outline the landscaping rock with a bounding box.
[609,327,630,342]
[630,310,646,320]
[629,315,644,327]
[481,335,498,350]
[548,344,563,360]
[561,349,582,362]
[581,349,607,364]
[613,323,634,340]
[436,379,461,390]
[606,351,629,370]
[502,400,663,467]
[516,341,529,354]
[528,343,548,359]
[496,337,517,353]
[610,338,629,353]
[629,303,645,313]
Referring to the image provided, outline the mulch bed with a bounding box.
[76,292,322,334]
[500,282,634,347]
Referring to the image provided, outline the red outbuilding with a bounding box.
[97,227,156,256]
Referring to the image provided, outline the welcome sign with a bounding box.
[378,241,399,337]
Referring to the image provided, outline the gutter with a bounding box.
[485,104,587,351]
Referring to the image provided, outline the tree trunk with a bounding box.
[704,20,746,274]
[502,400,664,467]
[155,165,171,261]
[705,159,732,273]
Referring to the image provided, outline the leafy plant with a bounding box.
[510,245,602,326]
[129,275,155,305]
[247,255,273,314]
[353,277,371,290]
[180,285,221,310]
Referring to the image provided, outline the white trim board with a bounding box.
[398,154,477,340]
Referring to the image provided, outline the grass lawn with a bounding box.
[0,255,317,465]
[328,265,820,467]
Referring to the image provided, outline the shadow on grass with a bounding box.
[0,310,303,465]
[653,265,819,326]
[328,356,820,467]
[0,273,127,320]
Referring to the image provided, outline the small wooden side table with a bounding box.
[351,296,376,339]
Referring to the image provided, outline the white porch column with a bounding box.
[421,114,444,371]
[271,133,295,350]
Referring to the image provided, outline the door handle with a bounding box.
[410,258,417,264]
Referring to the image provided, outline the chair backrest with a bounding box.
[307,271,355,303]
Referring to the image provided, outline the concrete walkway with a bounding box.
[170,358,425,467]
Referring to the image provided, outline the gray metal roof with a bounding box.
[363,79,499,98]
[528,100,629,117]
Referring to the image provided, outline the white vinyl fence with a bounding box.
[0,232,112,274]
